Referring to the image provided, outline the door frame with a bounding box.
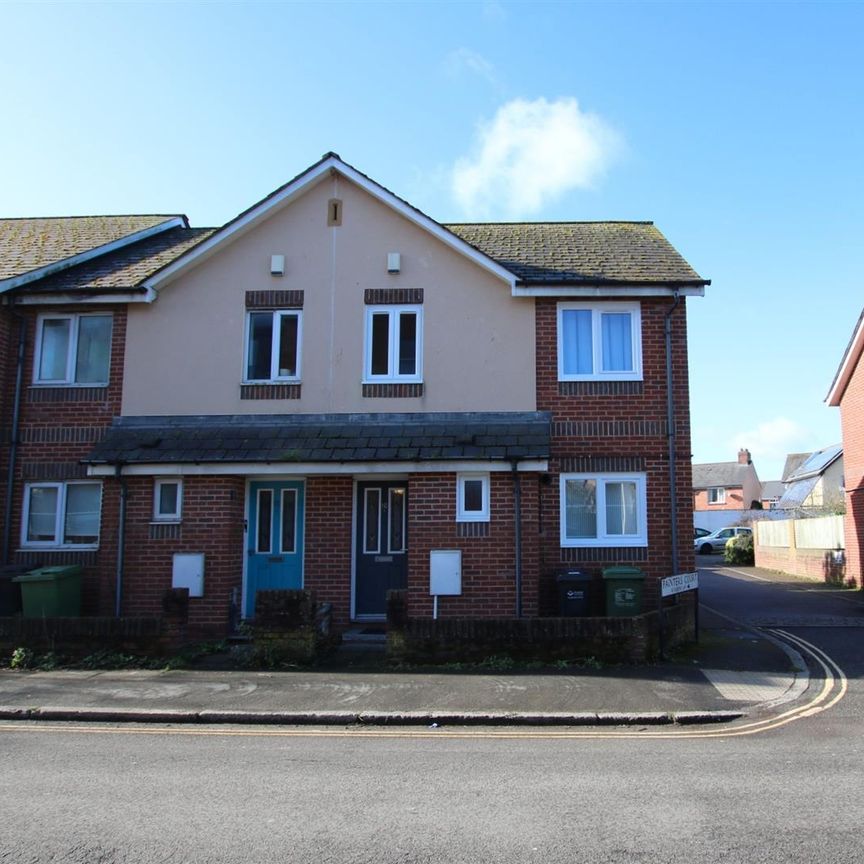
[350,475,408,621]
[241,476,306,619]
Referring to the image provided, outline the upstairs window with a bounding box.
[707,487,726,505]
[557,303,642,381]
[245,311,301,382]
[364,305,422,383]
[560,473,647,547]
[35,313,112,385]
[22,481,102,548]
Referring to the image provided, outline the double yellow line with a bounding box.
[0,630,845,741]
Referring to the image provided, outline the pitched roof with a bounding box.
[692,462,752,489]
[827,307,864,406]
[782,452,811,482]
[784,444,842,482]
[0,215,185,284]
[760,480,786,500]
[83,412,552,466]
[22,227,216,295]
[445,222,706,286]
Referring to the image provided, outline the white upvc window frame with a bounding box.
[560,472,648,548]
[153,478,183,522]
[33,312,113,386]
[707,487,726,505]
[363,304,423,384]
[243,309,302,383]
[456,472,490,523]
[557,301,642,382]
[21,480,102,549]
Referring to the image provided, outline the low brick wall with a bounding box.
[755,546,847,585]
[386,590,694,665]
[0,587,191,658]
[250,589,336,665]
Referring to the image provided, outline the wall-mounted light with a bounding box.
[270,255,285,276]
[387,252,401,274]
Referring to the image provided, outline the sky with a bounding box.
[2,0,861,482]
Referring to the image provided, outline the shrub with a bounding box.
[724,532,754,565]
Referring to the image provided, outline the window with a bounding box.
[153,479,182,522]
[22,482,101,547]
[560,473,647,547]
[364,305,422,383]
[557,303,641,381]
[456,473,490,522]
[34,313,112,385]
[245,310,301,382]
[707,487,726,505]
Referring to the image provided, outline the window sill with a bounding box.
[18,544,99,552]
[241,383,301,400]
[28,385,109,404]
[362,382,424,398]
[561,539,648,549]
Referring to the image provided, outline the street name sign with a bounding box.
[661,572,699,597]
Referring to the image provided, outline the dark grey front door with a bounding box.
[355,481,408,617]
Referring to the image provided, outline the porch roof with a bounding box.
[83,412,552,466]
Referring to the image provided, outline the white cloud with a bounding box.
[444,48,499,88]
[481,0,507,22]
[451,97,622,219]
[727,417,814,479]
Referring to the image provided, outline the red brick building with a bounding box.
[0,154,708,637]
[827,308,864,588]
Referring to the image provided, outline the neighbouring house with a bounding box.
[775,444,844,513]
[759,480,785,510]
[827,307,864,587]
[0,153,708,639]
[692,448,761,531]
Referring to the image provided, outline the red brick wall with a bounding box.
[693,488,744,511]
[840,349,864,587]
[106,475,246,636]
[2,305,127,613]
[407,472,541,619]
[304,476,354,629]
[536,297,695,604]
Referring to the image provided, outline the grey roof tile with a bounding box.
[84,412,551,466]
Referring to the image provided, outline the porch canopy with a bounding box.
[83,411,551,476]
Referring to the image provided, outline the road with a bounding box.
[2,563,864,863]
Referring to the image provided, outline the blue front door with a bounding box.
[246,480,304,618]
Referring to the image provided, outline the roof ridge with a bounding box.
[445,220,655,227]
[0,214,186,221]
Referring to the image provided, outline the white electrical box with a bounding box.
[387,252,401,273]
[429,550,462,596]
[270,254,285,275]
[172,553,204,598]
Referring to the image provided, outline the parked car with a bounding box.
[694,526,752,554]
[694,527,711,539]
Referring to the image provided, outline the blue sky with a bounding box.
[3,1,861,481]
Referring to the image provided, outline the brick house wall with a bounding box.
[693,487,745,511]
[839,350,864,588]
[1,304,127,613]
[535,296,695,606]
[406,471,541,619]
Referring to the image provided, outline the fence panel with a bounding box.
[756,520,790,548]
[794,514,844,549]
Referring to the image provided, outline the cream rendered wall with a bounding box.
[123,175,536,416]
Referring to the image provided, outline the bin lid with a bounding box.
[555,570,592,583]
[602,566,645,580]
[12,564,82,583]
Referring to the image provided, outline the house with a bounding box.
[759,480,785,510]
[827,308,864,587]
[692,448,761,532]
[775,444,844,512]
[0,153,708,638]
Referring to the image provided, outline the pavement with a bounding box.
[0,607,810,728]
